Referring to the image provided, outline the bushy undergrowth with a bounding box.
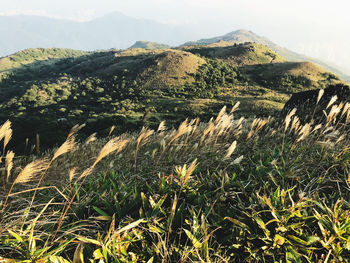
[0,92,350,262]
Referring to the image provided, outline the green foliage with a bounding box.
[1,102,350,261]
[0,47,346,153]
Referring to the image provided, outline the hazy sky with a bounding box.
[1,0,350,72]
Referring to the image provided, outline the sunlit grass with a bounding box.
[0,99,350,262]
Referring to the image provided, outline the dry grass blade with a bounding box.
[340,102,350,118]
[93,137,130,167]
[137,127,154,147]
[201,121,215,142]
[284,108,296,132]
[114,219,146,235]
[335,134,345,144]
[14,158,50,185]
[0,121,12,153]
[0,120,11,142]
[52,137,76,162]
[247,118,270,140]
[297,123,312,142]
[186,159,198,179]
[326,95,337,109]
[224,141,237,159]
[85,133,97,144]
[317,89,324,104]
[157,120,167,132]
[230,102,240,114]
[69,167,78,183]
[182,159,198,187]
[215,106,227,124]
[312,124,322,133]
[290,116,301,134]
[169,119,192,145]
[3,128,12,153]
[5,151,15,183]
[108,125,116,137]
[67,124,86,139]
[77,167,94,182]
[326,105,341,125]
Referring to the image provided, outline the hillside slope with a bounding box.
[183,29,350,82]
[129,41,171,50]
[0,45,346,152]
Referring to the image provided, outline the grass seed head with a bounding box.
[52,137,76,162]
[93,137,130,167]
[108,125,116,137]
[67,124,86,139]
[224,140,237,159]
[157,120,167,132]
[317,89,324,104]
[215,106,227,124]
[14,158,50,185]
[69,167,78,182]
[284,108,297,132]
[326,95,337,109]
[5,150,15,182]
[85,133,97,144]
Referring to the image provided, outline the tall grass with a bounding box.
[0,99,350,262]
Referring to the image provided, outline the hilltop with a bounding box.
[184,29,350,82]
[0,44,347,152]
[129,41,171,50]
[181,42,286,66]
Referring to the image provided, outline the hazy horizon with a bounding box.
[1,0,350,74]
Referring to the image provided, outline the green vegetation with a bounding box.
[1,97,350,261]
[183,29,350,83]
[182,42,286,66]
[129,41,171,50]
[0,45,346,153]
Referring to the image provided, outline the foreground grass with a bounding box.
[0,94,350,262]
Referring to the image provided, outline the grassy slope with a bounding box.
[0,44,346,152]
[129,40,171,50]
[0,48,90,76]
[0,103,349,261]
[183,29,350,83]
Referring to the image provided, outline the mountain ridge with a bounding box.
[183,29,350,83]
[0,13,348,82]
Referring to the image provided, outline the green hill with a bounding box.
[129,41,171,50]
[181,42,286,66]
[0,45,347,152]
[0,48,90,78]
[183,29,350,83]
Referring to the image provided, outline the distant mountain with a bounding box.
[1,13,348,83]
[183,30,350,83]
[129,41,170,50]
[0,12,197,57]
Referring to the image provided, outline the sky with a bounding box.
[1,0,350,73]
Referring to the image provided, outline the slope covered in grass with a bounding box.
[183,29,350,82]
[182,42,286,66]
[129,41,171,50]
[0,99,349,262]
[243,61,345,93]
[0,45,347,152]
[0,48,90,77]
